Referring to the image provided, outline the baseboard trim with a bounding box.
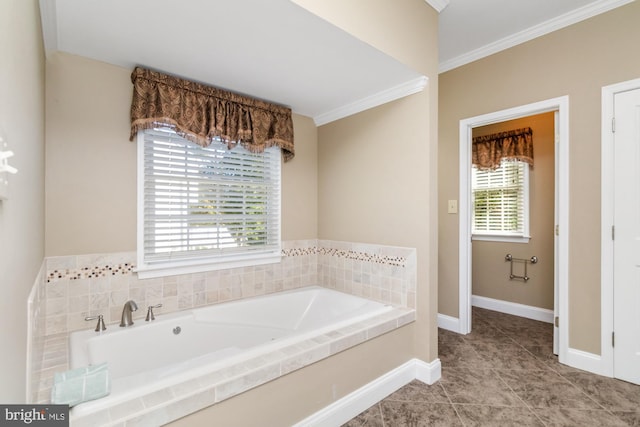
[437,313,461,333]
[565,348,609,377]
[415,358,442,385]
[472,295,554,324]
[292,358,441,427]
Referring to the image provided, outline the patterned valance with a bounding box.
[129,67,295,161]
[472,127,533,170]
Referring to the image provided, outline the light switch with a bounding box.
[447,200,458,214]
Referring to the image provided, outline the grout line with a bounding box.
[437,376,468,426]
[477,307,617,424]
[377,402,386,427]
[493,368,550,427]
[473,309,552,426]
[519,343,637,420]
[557,378,612,412]
[530,357,611,412]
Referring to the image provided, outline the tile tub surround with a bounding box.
[42,240,415,336]
[69,308,415,427]
[28,239,417,412]
[42,249,319,336]
[26,262,48,403]
[317,240,416,309]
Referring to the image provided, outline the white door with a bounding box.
[553,110,559,355]
[613,87,640,385]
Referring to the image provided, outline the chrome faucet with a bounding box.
[119,300,138,327]
[85,314,106,332]
[145,303,163,321]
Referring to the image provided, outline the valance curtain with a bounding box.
[472,127,534,170]
[129,67,295,161]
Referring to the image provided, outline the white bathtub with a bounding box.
[69,286,394,419]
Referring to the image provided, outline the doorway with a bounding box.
[458,96,569,365]
[602,78,640,384]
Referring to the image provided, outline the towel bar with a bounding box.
[505,253,537,282]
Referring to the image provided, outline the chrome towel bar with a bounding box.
[505,253,538,282]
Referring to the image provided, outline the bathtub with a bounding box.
[68,286,402,422]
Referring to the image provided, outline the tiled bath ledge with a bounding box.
[66,307,415,427]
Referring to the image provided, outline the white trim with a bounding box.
[472,295,554,324]
[459,117,473,335]
[553,110,560,355]
[458,96,569,367]
[38,0,59,57]
[292,358,441,427]
[425,0,449,13]
[313,76,428,126]
[437,313,461,333]
[472,235,531,244]
[601,77,640,379]
[439,0,634,73]
[565,348,607,376]
[136,254,282,279]
[415,358,442,385]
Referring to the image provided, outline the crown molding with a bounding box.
[39,0,59,58]
[313,75,428,126]
[425,0,449,13]
[439,0,635,73]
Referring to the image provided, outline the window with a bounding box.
[472,160,530,243]
[137,128,281,278]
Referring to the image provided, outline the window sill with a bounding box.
[472,234,531,244]
[136,253,282,279]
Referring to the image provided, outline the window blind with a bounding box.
[140,128,281,266]
[472,161,526,235]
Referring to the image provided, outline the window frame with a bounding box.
[136,128,282,279]
[471,160,531,244]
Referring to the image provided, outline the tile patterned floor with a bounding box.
[343,307,640,426]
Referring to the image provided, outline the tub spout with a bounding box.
[120,300,138,327]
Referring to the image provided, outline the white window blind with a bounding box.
[472,160,529,238]
[137,128,281,276]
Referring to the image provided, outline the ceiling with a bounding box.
[40,0,633,124]
[39,0,426,126]
[438,0,634,72]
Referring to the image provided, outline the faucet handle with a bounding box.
[85,314,106,332]
[145,304,163,321]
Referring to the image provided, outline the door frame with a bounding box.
[601,77,640,378]
[458,96,569,364]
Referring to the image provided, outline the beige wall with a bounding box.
[299,0,440,363]
[439,1,640,354]
[45,53,135,256]
[0,0,45,402]
[472,113,555,310]
[44,53,318,256]
[282,115,318,241]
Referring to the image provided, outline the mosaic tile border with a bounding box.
[281,247,317,257]
[320,247,407,267]
[46,264,135,283]
[282,247,407,267]
[46,246,407,282]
